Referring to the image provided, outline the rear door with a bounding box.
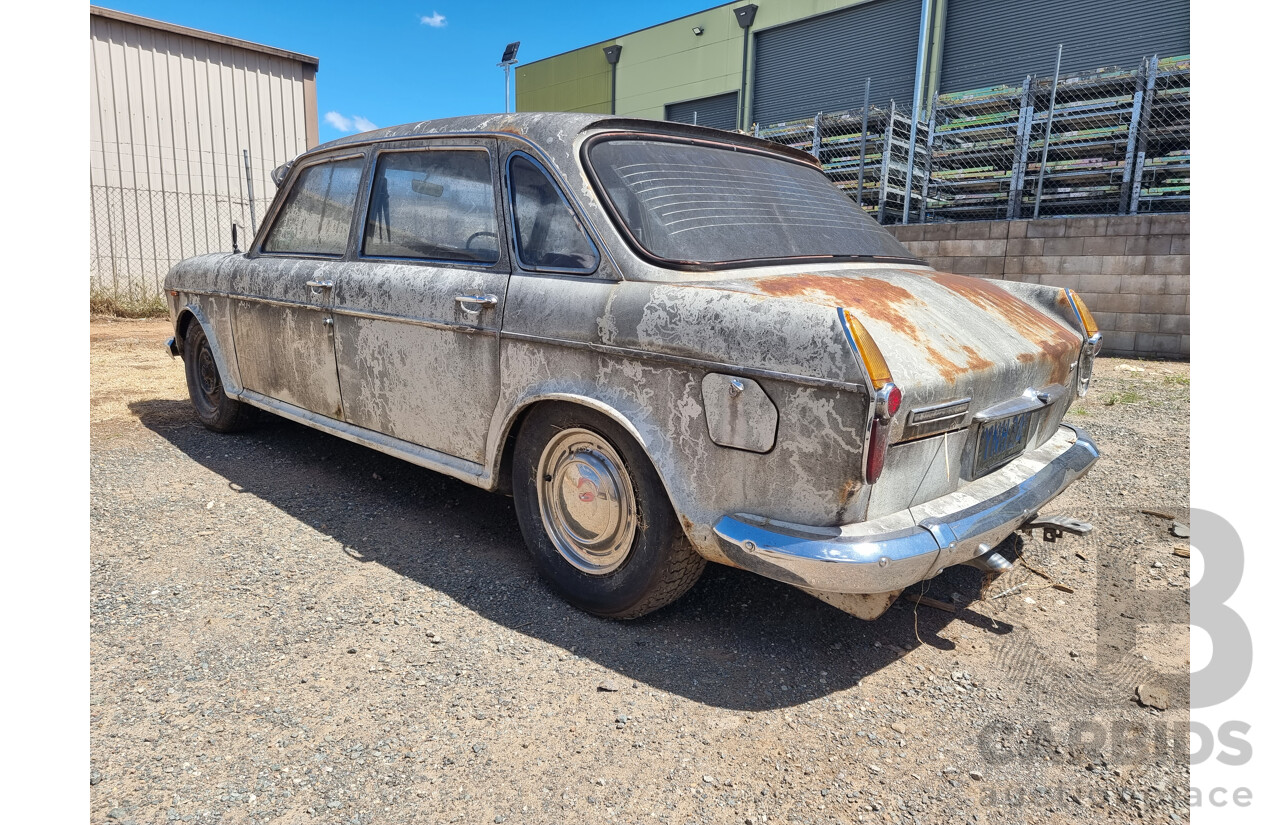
[232,152,366,420]
[331,138,508,465]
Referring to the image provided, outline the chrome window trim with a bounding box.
[504,150,600,276]
[356,144,506,270]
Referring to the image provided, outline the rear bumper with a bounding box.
[712,424,1099,594]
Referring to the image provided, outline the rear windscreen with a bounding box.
[587,138,914,266]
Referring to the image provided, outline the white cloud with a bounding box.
[420,12,446,27]
[324,111,352,132]
[324,111,378,134]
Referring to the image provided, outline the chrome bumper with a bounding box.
[712,424,1099,595]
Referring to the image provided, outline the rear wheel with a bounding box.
[183,321,254,433]
[512,404,705,619]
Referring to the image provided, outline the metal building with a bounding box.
[516,0,1189,128]
[90,6,319,305]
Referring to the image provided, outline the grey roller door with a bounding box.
[665,92,740,131]
[752,0,922,127]
[940,0,1190,93]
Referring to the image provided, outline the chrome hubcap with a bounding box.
[536,428,636,575]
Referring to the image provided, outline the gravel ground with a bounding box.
[91,318,1190,825]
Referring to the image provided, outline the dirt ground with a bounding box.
[90,317,1190,825]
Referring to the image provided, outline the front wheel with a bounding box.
[183,321,254,433]
[512,404,706,619]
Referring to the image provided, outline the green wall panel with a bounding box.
[517,0,882,123]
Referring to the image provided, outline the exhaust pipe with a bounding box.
[967,543,1014,573]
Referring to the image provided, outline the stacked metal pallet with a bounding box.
[1022,64,1144,217]
[754,55,1189,223]
[918,82,1033,221]
[756,104,928,224]
[1128,55,1190,213]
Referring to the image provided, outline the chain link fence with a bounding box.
[755,54,1190,225]
[89,185,269,307]
[90,141,275,309]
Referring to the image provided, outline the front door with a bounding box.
[232,152,366,420]
[331,140,508,465]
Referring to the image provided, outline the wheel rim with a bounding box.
[536,428,637,575]
[195,342,222,406]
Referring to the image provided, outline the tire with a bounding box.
[511,404,706,619]
[183,321,254,433]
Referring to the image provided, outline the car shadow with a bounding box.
[128,399,1013,711]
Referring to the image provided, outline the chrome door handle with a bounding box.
[306,279,334,294]
[454,293,498,313]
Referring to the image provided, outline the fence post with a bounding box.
[902,106,924,225]
[1118,57,1148,215]
[1032,45,1063,220]
[918,94,938,224]
[877,101,895,224]
[1008,76,1034,219]
[811,112,822,159]
[243,149,257,236]
[856,78,871,207]
[1126,55,1159,215]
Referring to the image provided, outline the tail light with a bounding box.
[865,383,902,484]
[1063,290,1103,397]
[840,308,900,484]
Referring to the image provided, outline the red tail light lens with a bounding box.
[866,418,890,484]
[881,384,902,418]
[866,382,900,483]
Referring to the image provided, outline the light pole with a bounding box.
[498,41,520,113]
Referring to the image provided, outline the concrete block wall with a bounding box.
[887,214,1189,358]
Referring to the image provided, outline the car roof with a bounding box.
[301,112,818,167]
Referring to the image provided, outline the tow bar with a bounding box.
[1020,514,1093,543]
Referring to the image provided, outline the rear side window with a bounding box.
[508,154,598,272]
[363,150,500,264]
[263,157,364,256]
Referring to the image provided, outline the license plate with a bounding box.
[974,410,1036,477]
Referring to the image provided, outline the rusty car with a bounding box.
[164,113,1102,620]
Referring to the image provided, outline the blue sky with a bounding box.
[104,0,719,143]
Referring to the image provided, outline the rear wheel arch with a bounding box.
[493,396,677,507]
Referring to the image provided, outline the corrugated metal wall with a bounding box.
[90,10,317,303]
[751,0,921,127]
[665,92,740,131]
[939,0,1191,93]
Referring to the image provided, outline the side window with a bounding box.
[508,154,598,272]
[363,150,499,264]
[263,157,364,256]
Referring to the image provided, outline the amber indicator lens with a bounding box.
[840,308,893,390]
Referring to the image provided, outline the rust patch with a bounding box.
[754,274,922,337]
[838,477,858,507]
[755,273,989,384]
[926,271,1080,386]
